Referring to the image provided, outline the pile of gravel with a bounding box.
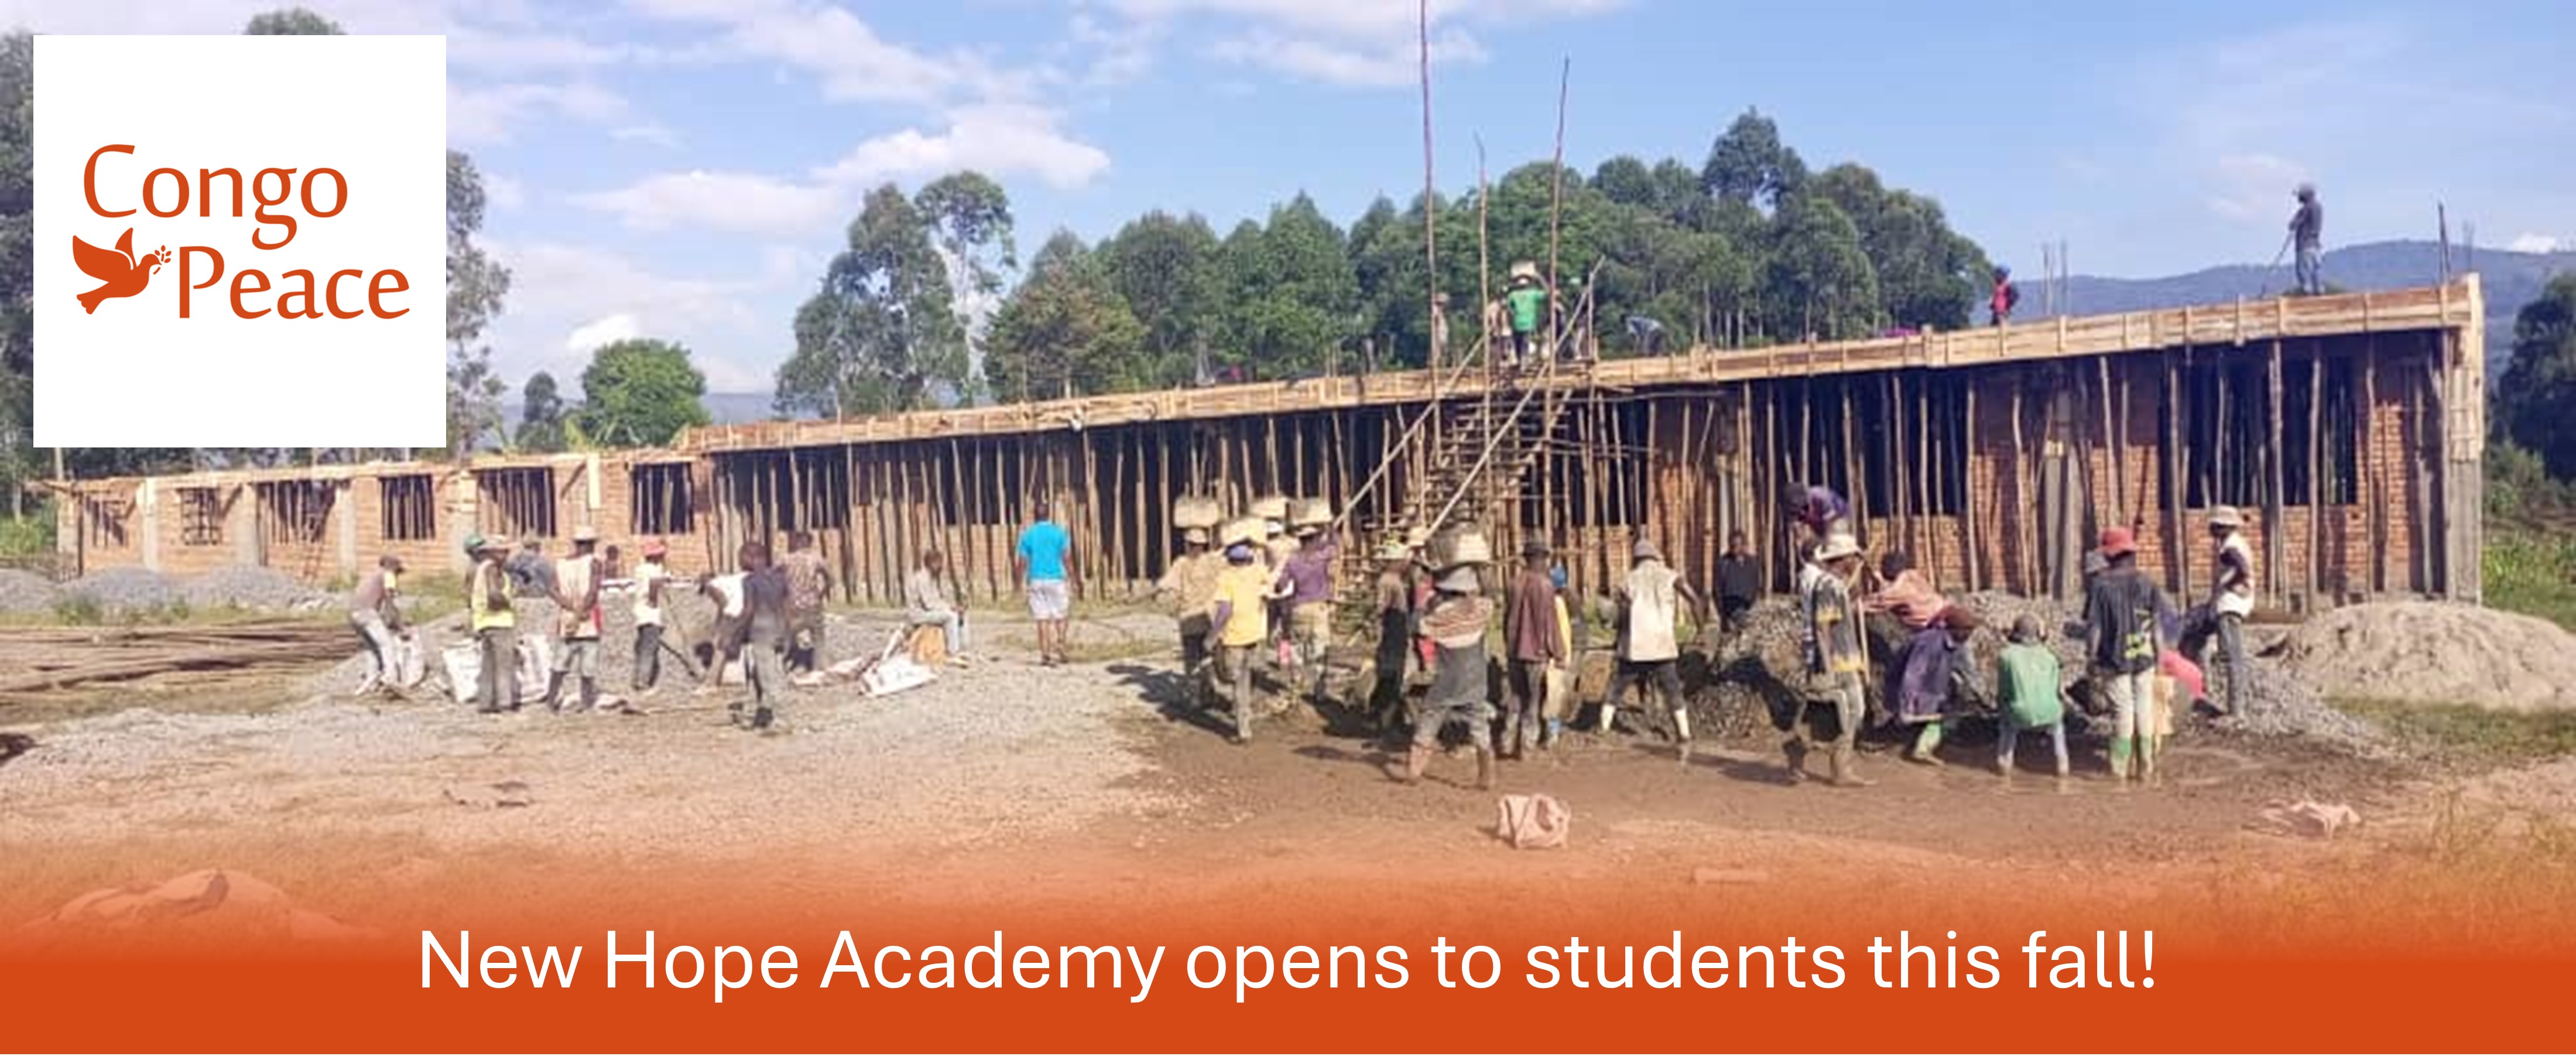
[1673,590,2379,752]
[2280,601,2576,715]
[180,565,330,612]
[0,568,57,617]
[57,567,177,615]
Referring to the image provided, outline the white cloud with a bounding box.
[609,123,683,148]
[1101,0,1622,87]
[578,106,1108,235]
[2204,152,2309,224]
[484,172,528,210]
[570,169,848,234]
[2508,233,2567,254]
[624,0,1029,106]
[448,80,632,145]
[565,313,644,355]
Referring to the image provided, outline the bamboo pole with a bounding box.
[2308,347,2324,607]
[1964,380,1981,590]
[2009,381,2029,594]
[1545,57,1570,365]
[2362,339,2382,594]
[2167,352,2187,600]
[2267,339,2286,604]
[1417,0,1440,377]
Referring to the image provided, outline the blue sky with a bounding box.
[10,0,2571,394]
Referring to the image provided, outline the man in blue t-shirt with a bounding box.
[1015,500,1077,666]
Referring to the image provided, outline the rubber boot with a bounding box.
[1910,722,1945,764]
[1783,739,1808,785]
[1599,703,1619,736]
[1544,719,1564,748]
[1474,747,1497,791]
[1671,709,1694,762]
[2109,736,2135,782]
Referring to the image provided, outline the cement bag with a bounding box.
[388,631,427,689]
[441,645,482,705]
[1173,495,1224,530]
[1430,527,1492,567]
[1251,495,1290,522]
[517,634,554,695]
[862,655,938,698]
[1496,794,1571,850]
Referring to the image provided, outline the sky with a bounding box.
[7,0,2571,396]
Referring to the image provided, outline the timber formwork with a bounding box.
[48,278,2488,614]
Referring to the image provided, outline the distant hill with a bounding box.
[2046,240,2572,369]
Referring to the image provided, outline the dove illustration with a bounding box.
[73,228,171,314]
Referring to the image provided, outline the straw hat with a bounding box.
[1220,516,1265,549]
[1509,260,1540,284]
[2207,505,2245,529]
[1631,538,1663,562]
[572,525,600,543]
[1813,532,1861,562]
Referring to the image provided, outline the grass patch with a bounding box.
[2485,529,2576,631]
[2341,699,2576,773]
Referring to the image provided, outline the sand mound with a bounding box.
[2277,602,2576,713]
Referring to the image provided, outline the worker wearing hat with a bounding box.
[632,536,674,693]
[1155,522,1225,693]
[1505,261,1547,367]
[543,525,607,713]
[2190,505,2256,718]
[1605,538,1703,756]
[1366,538,1417,734]
[348,553,409,698]
[1276,514,1339,701]
[1502,539,1564,757]
[463,533,520,714]
[1790,531,1873,787]
[1208,518,1273,745]
[1406,551,1500,789]
[2084,526,2178,784]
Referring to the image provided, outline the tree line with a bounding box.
[791,109,1994,413]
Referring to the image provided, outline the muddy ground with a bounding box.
[2,607,2569,941]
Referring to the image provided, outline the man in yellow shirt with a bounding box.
[1208,522,1272,747]
[463,534,519,714]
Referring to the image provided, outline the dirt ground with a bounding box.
[2,608,2568,942]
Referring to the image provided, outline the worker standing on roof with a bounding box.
[2289,183,2325,296]
[1505,261,1547,369]
[1989,265,2020,326]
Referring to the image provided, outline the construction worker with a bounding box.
[1405,558,1498,790]
[1275,515,1338,700]
[1505,262,1547,367]
[1626,313,1667,356]
[1988,265,2020,326]
[1208,521,1272,746]
[1783,483,1851,563]
[1429,291,1452,366]
[2184,505,2255,717]
[1367,539,1416,736]
[1544,563,1578,747]
[1015,499,1076,666]
[2084,527,2176,784]
[2289,183,2324,296]
[1604,538,1702,756]
[1715,531,1760,635]
[464,534,519,715]
[907,548,969,663]
[1790,531,1872,787]
[735,539,789,731]
[544,525,606,712]
[1502,539,1564,760]
[631,538,672,693]
[782,529,832,674]
[1995,614,2073,784]
[347,554,406,698]
[1154,525,1222,693]
[506,535,553,597]
[698,562,748,691]
[1891,607,1982,764]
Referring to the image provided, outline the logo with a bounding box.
[33,34,447,449]
[70,227,170,314]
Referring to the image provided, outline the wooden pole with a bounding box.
[1545,57,1570,357]
[1964,380,1981,590]
[2009,381,2028,594]
[2362,339,2382,594]
[2267,339,2286,605]
[2167,351,2188,601]
[2308,346,2324,608]
[1417,0,1440,375]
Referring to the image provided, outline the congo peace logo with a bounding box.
[75,143,413,320]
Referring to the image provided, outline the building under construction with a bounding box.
[44,277,2488,616]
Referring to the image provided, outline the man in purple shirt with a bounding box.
[1275,518,1340,700]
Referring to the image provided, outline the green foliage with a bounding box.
[913,172,1016,402]
[984,232,1149,399]
[514,372,567,453]
[243,8,344,34]
[775,184,966,416]
[446,151,511,454]
[0,507,50,554]
[2492,275,2576,481]
[1702,108,1808,209]
[1097,210,1224,385]
[573,338,711,448]
[2485,528,2576,633]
